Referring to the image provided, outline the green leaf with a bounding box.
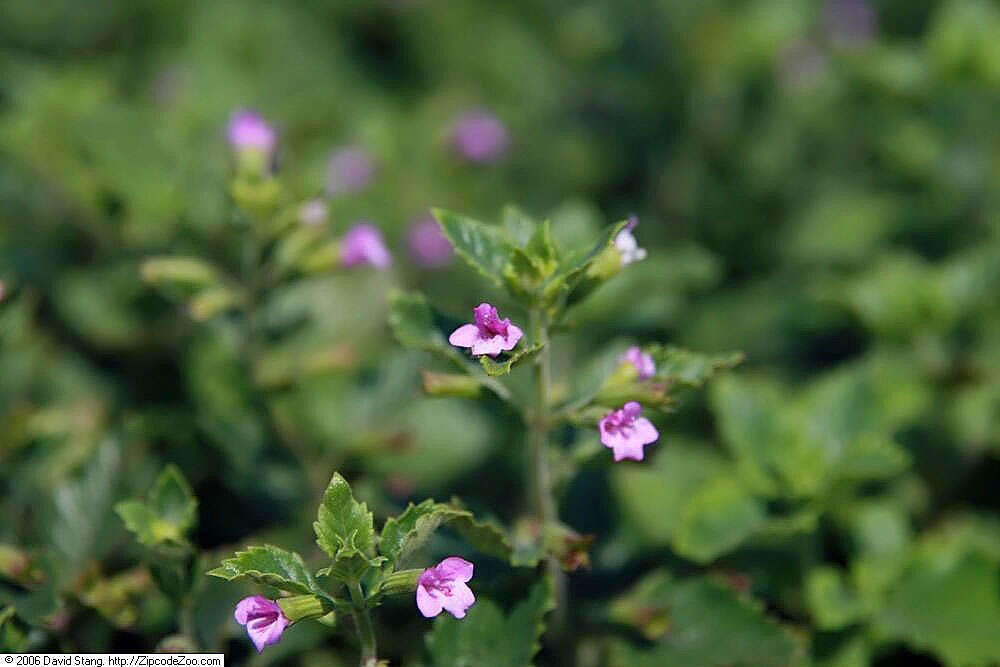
[140,256,220,293]
[877,553,1000,666]
[649,345,744,387]
[447,499,514,562]
[805,567,865,630]
[313,473,379,578]
[542,219,627,304]
[388,290,448,352]
[207,545,327,599]
[479,343,544,377]
[433,209,512,287]
[426,577,554,667]
[673,474,766,563]
[115,465,197,548]
[379,500,469,569]
[502,205,538,247]
[610,573,805,667]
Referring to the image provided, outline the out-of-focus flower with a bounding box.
[449,303,523,357]
[614,216,647,266]
[235,596,290,653]
[417,557,475,619]
[823,0,877,47]
[299,199,328,226]
[599,402,658,462]
[451,109,508,163]
[340,222,392,269]
[227,110,277,155]
[408,216,453,268]
[776,40,829,91]
[621,346,656,379]
[326,145,375,195]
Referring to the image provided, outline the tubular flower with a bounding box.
[340,222,392,269]
[449,303,523,357]
[621,346,656,379]
[599,402,658,462]
[408,216,454,268]
[227,110,277,155]
[417,557,476,619]
[234,596,290,653]
[614,215,647,266]
[452,109,508,163]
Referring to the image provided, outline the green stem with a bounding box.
[528,309,567,632]
[348,581,378,667]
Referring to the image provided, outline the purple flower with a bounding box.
[408,216,454,268]
[451,109,508,163]
[449,303,524,357]
[234,596,290,653]
[823,0,877,47]
[621,346,656,379]
[614,216,647,266]
[340,222,392,269]
[417,557,475,619]
[326,145,375,195]
[599,402,658,462]
[227,110,277,154]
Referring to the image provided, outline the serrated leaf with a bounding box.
[674,474,765,563]
[433,209,512,287]
[207,545,327,599]
[877,553,1000,666]
[502,205,538,247]
[426,577,554,667]
[479,343,544,377]
[650,346,744,387]
[610,573,805,667]
[115,465,196,549]
[388,290,447,352]
[314,473,377,573]
[379,500,469,569]
[447,499,514,562]
[542,220,627,303]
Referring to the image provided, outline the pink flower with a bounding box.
[621,346,656,379]
[408,216,453,268]
[614,215,647,266]
[340,222,392,269]
[599,402,658,462]
[449,303,523,357]
[451,109,508,163]
[227,110,277,154]
[326,145,375,195]
[417,557,476,619]
[234,596,290,653]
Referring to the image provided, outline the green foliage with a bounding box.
[479,343,544,377]
[378,500,468,570]
[116,465,197,549]
[426,577,554,667]
[609,573,805,667]
[207,545,327,600]
[314,473,382,579]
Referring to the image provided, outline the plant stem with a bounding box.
[528,308,567,632]
[348,580,378,667]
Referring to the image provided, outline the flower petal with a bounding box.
[632,417,659,445]
[416,585,443,618]
[440,581,476,619]
[449,324,481,348]
[502,325,523,350]
[235,596,279,625]
[471,335,507,357]
[437,557,474,582]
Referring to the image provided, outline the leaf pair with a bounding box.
[116,465,197,551]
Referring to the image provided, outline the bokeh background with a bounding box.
[3,0,1000,665]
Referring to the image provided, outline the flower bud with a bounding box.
[276,594,333,623]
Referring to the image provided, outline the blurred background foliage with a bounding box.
[2,0,1000,665]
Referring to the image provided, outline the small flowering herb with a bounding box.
[235,596,291,653]
[416,557,476,619]
[449,303,523,357]
[621,346,656,379]
[451,109,508,163]
[408,216,454,268]
[599,402,659,462]
[326,145,375,195]
[340,222,392,269]
[614,215,647,266]
[227,110,277,154]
